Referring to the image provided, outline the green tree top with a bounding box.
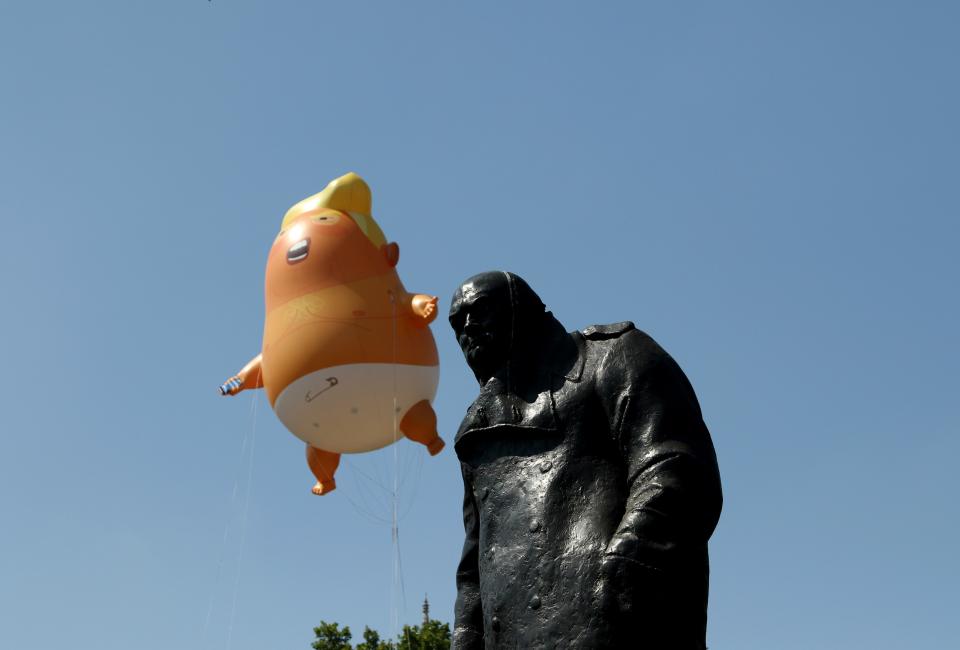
[311,621,353,650]
[356,626,394,650]
[311,619,450,650]
[396,619,451,650]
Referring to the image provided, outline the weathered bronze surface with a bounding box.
[449,272,722,649]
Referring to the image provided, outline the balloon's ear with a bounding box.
[382,242,400,267]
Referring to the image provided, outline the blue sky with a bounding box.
[1,2,958,649]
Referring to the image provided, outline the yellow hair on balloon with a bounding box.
[280,172,386,248]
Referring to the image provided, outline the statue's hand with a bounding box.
[596,555,661,621]
[218,376,244,396]
[594,556,629,617]
[597,553,682,638]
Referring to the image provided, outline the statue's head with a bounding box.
[448,271,546,384]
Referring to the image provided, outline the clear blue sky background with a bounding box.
[1,2,957,649]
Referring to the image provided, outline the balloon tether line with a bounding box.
[201,370,259,645]
[226,369,260,650]
[388,291,410,641]
[200,370,259,644]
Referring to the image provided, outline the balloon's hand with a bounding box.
[219,376,245,396]
[411,294,439,324]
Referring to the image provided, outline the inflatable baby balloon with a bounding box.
[219,172,443,495]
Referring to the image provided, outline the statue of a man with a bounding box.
[449,271,722,649]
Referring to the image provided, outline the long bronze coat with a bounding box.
[453,323,722,649]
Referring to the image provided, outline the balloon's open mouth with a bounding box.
[287,238,310,264]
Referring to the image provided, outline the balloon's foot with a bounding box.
[306,446,340,496]
[427,437,445,456]
[311,480,336,496]
[401,400,444,456]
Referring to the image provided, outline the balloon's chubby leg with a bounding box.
[306,446,340,496]
[400,400,445,456]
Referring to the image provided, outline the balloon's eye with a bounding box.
[311,213,340,225]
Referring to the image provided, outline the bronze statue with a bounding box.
[449,272,722,649]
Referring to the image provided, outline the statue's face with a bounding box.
[449,274,514,383]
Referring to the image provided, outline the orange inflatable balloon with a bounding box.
[220,172,443,495]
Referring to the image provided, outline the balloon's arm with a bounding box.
[403,292,439,325]
[218,354,263,396]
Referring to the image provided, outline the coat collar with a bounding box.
[454,334,585,451]
[556,332,586,382]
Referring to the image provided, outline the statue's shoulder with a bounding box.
[580,321,664,367]
[580,321,636,340]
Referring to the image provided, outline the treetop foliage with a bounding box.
[312,619,451,650]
